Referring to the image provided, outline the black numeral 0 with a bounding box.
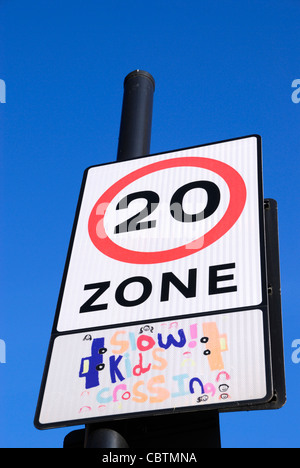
[114,181,220,234]
[170,181,220,222]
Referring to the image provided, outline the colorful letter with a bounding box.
[96,387,112,404]
[202,322,228,371]
[157,329,186,349]
[148,375,170,403]
[109,355,125,383]
[132,380,148,403]
[152,347,168,371]
[110,331,129,354]
[133,353,151,376]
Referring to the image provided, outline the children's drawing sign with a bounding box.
[35,135,272,429]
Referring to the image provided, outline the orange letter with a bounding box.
[132,380,148,403]
[152,347,168,371]
[147,375,170,403]
[110,331,129,354]
[202,322,228,371]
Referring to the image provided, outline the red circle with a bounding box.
[88,157,247,264]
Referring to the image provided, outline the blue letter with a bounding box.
[96,387,112,404]
[157,329,186,349]
[189,377,204,394]
[171,373,190,397]
[109,355,125,383]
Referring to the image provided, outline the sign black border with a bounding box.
[34,134,273,430]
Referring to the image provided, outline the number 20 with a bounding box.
[114,181,220,234]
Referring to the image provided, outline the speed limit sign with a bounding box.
[35,135,272,428]
[55,134,266,332]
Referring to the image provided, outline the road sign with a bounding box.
[35,135,273,429]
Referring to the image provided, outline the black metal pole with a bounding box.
[117,69,155,161]
[84,426,129,448]
[83,70,155,449]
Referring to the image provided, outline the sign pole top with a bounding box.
[124,69,155,91]
[117,69,155,162]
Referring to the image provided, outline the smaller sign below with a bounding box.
[35,309,271,429]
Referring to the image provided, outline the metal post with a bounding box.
[117,69,155,161]
[83,70,155,449]
[84,426,129,448]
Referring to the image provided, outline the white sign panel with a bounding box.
[38,310,269,427]
[35,135,271,429]
[56,135,264,331]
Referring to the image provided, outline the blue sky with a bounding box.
[1,0,300,448]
